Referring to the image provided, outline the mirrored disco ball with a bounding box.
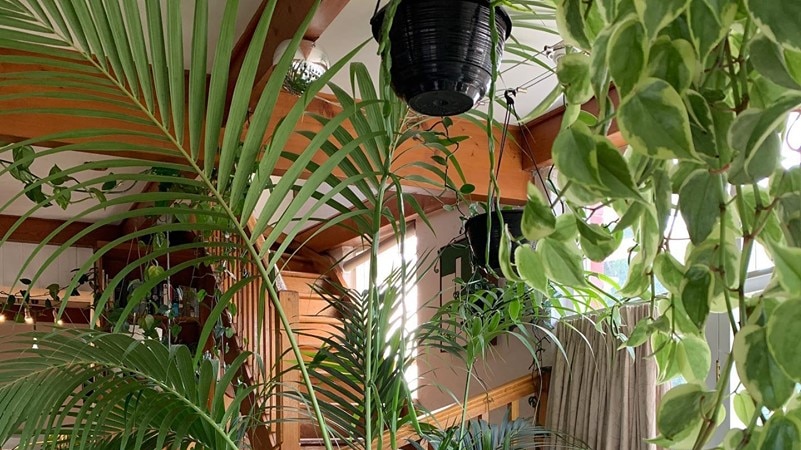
[273,39,329,96]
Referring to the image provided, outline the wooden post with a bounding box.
[508,400,520,420]
[277,291,301,450]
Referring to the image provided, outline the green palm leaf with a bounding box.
[0,2,459,449]
[0,330,255,449]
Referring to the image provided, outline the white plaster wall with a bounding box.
[0,242,93,293]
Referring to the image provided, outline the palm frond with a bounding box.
[287,266,422,449]
[0,329,257,450]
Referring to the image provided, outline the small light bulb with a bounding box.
[56,319,64,326]
[24,311,34,325]
[31,337,38,350]
[0,314,5,322]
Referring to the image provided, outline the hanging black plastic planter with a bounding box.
[464,210,524,271]
[370,0,512,117]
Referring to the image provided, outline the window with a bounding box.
[352,229,419,392]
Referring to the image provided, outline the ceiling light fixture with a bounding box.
[273,39,330,96]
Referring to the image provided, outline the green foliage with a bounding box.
[292,272,419,450]
[413,413,589,450]
[0,330,255,449]
[506,0,801,448]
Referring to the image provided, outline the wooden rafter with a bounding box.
[0,214,120,248]
[0,47,532,204]
[294,192,456,253]
[520,90,622,168]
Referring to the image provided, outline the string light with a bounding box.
[24,309,34,325]
[0,314,5,322]
[31,337,38,350]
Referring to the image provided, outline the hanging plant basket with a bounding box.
[370,0,512,117]
[464,210,524,271]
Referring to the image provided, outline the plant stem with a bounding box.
[692,353,735,450]
[457,361,475,448]
[718,183,738,334]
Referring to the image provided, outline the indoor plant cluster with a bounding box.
[2,0,798,449]
[501,0,801,448]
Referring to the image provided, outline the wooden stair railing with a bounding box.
[380,374,540,449]
[208,220,347,450]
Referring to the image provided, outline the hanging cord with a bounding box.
[373,0,382,17]
[487,89,517,209]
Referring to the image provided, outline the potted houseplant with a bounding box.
[464,206,525,271]
[370,0,513,116]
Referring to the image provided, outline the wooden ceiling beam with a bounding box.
[520,90,621,169]
[295,192,457,254]
[0,214,120,248]
[0,48,531,204]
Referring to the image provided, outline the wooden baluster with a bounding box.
[509,399,519,420]
[277,291,301,450]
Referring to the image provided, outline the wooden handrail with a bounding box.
[382,374,538,448]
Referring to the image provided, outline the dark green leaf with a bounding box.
[634,0,689,38]
[680,264,713,332]
[24,184,48,206]
[657,383,708,440]
[537,238,586,287]
[734,325,795,409]
[687,0,737,63]
[678,170,723,244]
[12,145,34,170]
[618,78,698,160]
[54,186,71,209]
[595,135,643,200]
[747,0,801,52]
[759,414,801,449]
[767,299,801,381]
[751,34,801,90]
[607,16,647,96]
[557,53,593,104]
[577,221,621,262]
[101,178,118,190]
[48,165,68,185]
[522,183,556,241]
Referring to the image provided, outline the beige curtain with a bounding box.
[545,304,666,450]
